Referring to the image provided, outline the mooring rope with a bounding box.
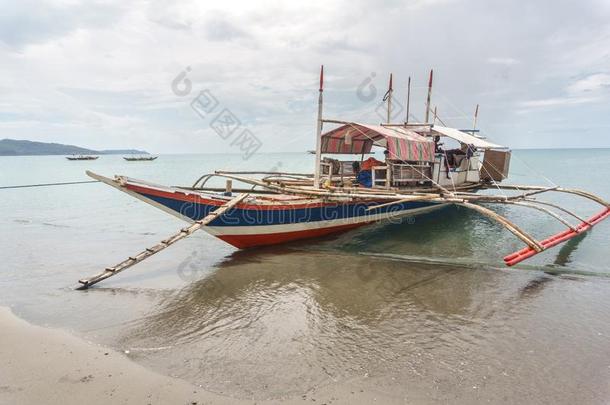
[0,180,99,190]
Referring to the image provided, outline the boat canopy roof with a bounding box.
[321,123,436,162]
[431,125,506,150]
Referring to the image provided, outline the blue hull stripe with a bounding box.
[140,192,438,227]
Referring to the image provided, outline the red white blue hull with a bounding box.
[92,174,448,248]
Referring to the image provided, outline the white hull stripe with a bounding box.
[205,204,448,236]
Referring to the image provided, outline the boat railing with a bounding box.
[371,162,433,189]
[320,160,358,185]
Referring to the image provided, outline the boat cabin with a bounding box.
[317,121,510,191]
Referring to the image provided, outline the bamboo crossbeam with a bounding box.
[216,170,313,177]
[213,172,449,202]
[366,195,442,211]
[215,171,453,200]
[320,119,354,125]
[192,171,312,189]
[177,186,276,195]
[556,188,610,207]
[321,119,433,127]
[507,186,559,199]
[492,185,610,207]
[76,193,249,290]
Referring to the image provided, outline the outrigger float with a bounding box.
[77,67,609,289]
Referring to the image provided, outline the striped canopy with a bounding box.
[320,123,435,162]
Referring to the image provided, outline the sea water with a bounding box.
[1,149,610,403]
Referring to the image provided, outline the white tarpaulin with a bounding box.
[431,126,506,150]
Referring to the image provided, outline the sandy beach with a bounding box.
[0,306,245,405]
[0,306,406,405]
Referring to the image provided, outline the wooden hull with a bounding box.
[66,156,99,160]
[91,173,448,248]
[123,157,157,161]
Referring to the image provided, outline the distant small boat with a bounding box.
[123,155,158,161]
[66,155,99,160]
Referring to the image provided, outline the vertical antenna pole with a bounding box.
[424,69,433,124]
[313,65,324,188]
[473,104,479,134]
[387,73,393,124]
[433,106,438,125]
[405,76,411,124]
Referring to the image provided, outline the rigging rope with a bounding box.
[0,180,99,190]
[430,107,506,197]
[434,92,558,189]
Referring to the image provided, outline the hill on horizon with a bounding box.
[0,139,148,156]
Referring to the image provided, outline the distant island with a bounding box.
[0,139,148,156]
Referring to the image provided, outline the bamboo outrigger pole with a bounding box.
[313,65,324,189]
[424,69,433,124]
[75,193,249,290]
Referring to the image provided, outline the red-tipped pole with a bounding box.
[424,69,433,124]
[319,65,324,92]
[314,65,324,188]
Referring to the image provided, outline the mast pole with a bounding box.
[424,69,433,124]
[313,65,324,188]
[387,73,393,123]
[433,106,438,125]
[473,104,479,134]
[405,76,411,124]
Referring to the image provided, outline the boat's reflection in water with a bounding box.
[116,207,608,402]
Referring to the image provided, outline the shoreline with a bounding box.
[0,306,402,405]
[0,306,243,405]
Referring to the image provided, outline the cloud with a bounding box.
[486,57,519,66]
[203,17,248,42]
[1,0,610,151]
[518,96,600,109]
[0,0,126,48]
[566,73,610,94]
[518,72,610,112]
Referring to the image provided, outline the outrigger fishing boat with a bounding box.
[67,155,99,160]
[123,155,158,161]
[77,67,609,289]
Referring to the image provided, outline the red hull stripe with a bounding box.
[216,222,368,248]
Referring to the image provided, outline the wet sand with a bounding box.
[0,306,408,404]
[0,306,243,405]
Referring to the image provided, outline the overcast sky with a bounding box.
[1,0,610,153]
